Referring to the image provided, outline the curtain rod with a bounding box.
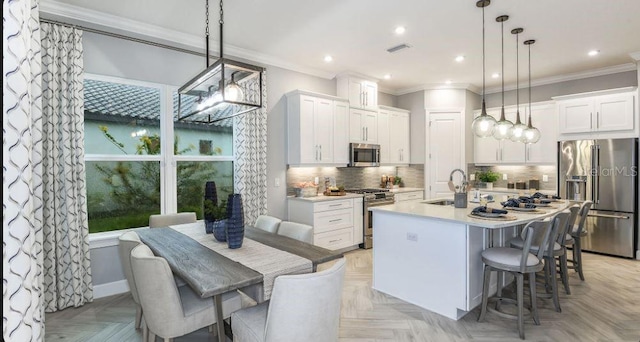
[39,18,210,59]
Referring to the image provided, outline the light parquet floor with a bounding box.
[45,250,640,342]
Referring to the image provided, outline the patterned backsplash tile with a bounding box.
[467,164,557,191]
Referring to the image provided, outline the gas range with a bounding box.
[344,188,395,203]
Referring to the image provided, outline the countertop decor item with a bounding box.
[450,169,468,208]
[492,14,514,141]
[225,193,244,249]
[294,181,318,198]
[471,0,497,138]
[523,39,541,144]
[177,0,264,124]
[476,170,500,189]
[515,180,527,189]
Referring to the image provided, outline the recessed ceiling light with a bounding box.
[445,80,452,85]
[455,55,465,62]
[324,55,333,62]
[588,50,600,57]
[491,73,500,78]
[394,26,406,35]
[383,74,392,80]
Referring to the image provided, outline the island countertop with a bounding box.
[369,198,571,229]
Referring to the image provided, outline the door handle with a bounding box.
[594,144,600,204]
[590,112,593,130]
[319,145,322,160]
[496,149,499,161]
[596,112,600,129]
[362,127,365,141]
[365,127,368,141]
[587,213,629,220]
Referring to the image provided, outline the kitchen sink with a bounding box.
[424,199,455,206]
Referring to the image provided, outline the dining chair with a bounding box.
[130,244,243,342]
[276,221,314,244]
[117,232,146,338]
[148,212,197,228]
[254,215,282,234]
[478,219,552,340]
[565,200,592,281]
[231,258,346,342]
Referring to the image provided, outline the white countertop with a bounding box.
[476,187,557,195]
[387,187,424,193]
[287,193,364,202]
[369,198,571,229]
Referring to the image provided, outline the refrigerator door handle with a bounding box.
[588,213,630,220]
[594,144,600,204]
[590,145,596,202]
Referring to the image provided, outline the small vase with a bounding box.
[225,194,244,249]
[210,219,227,242]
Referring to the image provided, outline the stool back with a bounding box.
[546,211,570,256]
[518,220,553,273]
[558,206,580,245]
[574,200,593,235]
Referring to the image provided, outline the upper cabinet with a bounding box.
[337,75,378,111]
[349,108,377,143]
[287,90,350,166]
[378,106,411,165]
[555,87,637,139]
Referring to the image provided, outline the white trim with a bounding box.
[84,155,162,162]
[284,89,349,102]
[551,86,637,101]
[93,279,130,299]
[89,227,147,249]
[334,71,380,83]
[173,155,235,162]
[39,0,335,80]
[485,63,638,95]
[395,83,479,97]
[629,52,640,61]
[378,105,410,113]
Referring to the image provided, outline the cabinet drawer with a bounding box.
[314,199,353,212]
[395,191,424,202]
[313,208,353,233]
[314,228,353,250]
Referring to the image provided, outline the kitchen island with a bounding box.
[369,199,570,320]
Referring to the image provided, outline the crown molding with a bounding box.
[630,51,640,62]
[38,0,336,80]
[485,63,637,95]
[394,83,480,96]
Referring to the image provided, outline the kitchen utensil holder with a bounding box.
[454,192,468,208]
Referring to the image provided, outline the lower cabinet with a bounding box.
[394,190,424,203]
[287,197,362,250]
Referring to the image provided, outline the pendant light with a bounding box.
[523,39,541,144]
[492,15,513,140]
[471,0,497,138]
[177,0,264,124]
[509,27,527,142]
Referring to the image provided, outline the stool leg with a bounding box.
[478,265,492,322]
[529,272,539,325]
[495,271,503,310]
[576,238,585,281]
[516,273,525,340]
[560,252,571,295]
[548,256,561,312]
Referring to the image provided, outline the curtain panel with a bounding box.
[3,1,45,341]
[39,22,93,313]
[234,71,268,225]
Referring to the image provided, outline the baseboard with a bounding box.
[93,279,130,299]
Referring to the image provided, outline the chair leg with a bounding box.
[478,265,492,322]
[163,338,173,342]
[516,273,525,340]
[135,305,143,330]
[495,271,503,311]
[559,253,571,295]
[148,331,156,342]
[548,256,561,312]
[576,238,585,281]
[529,272,539,325]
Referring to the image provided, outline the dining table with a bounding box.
[136,221,343,342]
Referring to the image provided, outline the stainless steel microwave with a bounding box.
[349,143,380,167]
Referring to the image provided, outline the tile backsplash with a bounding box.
[287,165,424,194]
[467,164,557,191]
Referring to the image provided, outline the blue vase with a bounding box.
[225,194,244,249]
[210,219,227,242]
[204,181,220,234]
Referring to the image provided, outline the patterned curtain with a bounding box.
[3,1,45,341]
[39,22,93,312]
[234,71,268,225]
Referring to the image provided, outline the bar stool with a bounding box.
[557,205,580,295]
[565,200,592,281]
[478,219,553,340]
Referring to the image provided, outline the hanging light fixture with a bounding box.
[523,39,541,144]
[492,15,513,140]
[178,0,264,124]
[471,0,497,138]
[509,27,528,142]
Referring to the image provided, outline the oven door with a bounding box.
[349,143,380,167]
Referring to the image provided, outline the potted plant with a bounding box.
[394,176,404,188]
[476,171,500,190]
[204,198,228,241]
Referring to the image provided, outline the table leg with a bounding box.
[215,294,225,342]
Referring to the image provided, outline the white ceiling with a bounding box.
[42,0,640,94]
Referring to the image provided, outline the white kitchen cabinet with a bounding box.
[524,104,557,164]
[394,190,424,202]
[337,75,378,111]
[288,197,362,250]
[377,109,390,163]
[473,110,524,164]
[557,89,636,135]
[379,106,411,165]
[287,90,350,166]
[349,108,377,143]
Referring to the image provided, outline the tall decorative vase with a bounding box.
[204,181,225,240]
[225,193,244,249]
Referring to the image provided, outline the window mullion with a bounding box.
[162,85,177,214]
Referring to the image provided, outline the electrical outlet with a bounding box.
[407,232,418,242]
[542,175,549,182]
[470,174,476,181]
[274,178,280,187]
[503,173,508,180]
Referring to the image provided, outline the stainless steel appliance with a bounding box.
[349,143,380,167]
[558,138,638,258]
[345,188,394,249]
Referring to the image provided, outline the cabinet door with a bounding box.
[398,112,410,163]
[363,111,378,142]
[299,95,317,163]
[500,109,525,163]
[363,81,378,109]
[558,99,593,133]
[315,98,334,163]
[473,112,500,164]
[349,109,365,142]
[348,80,364,108]
[525,105,557,164]
[595,93,635,132]
[333,101,349,164]
[377,109,391,163]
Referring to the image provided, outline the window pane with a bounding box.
[173,92,233,156]
[176,161,234,219]
[84,78,161,155]
[86,160,161,233]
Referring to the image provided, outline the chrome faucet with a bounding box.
[449,169,467,188]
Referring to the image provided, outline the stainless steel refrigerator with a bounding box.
[558,138,638,258]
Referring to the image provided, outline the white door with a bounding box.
[315,98,334,163]
[348,80,364,108]
[299,95,317,164]
[363,81,378,109]
[333,101,349,164]
[349,109,365,142]
[429,112,462,198]
[558,99,593,133]
[363,111,378,143]
[377,109,390,164]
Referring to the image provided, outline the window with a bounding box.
[84,74,233,233]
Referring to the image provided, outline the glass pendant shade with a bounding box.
[523,114,541,143]
[493,109,513,140]
[472,0,494,138]
[509,113,528,142]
